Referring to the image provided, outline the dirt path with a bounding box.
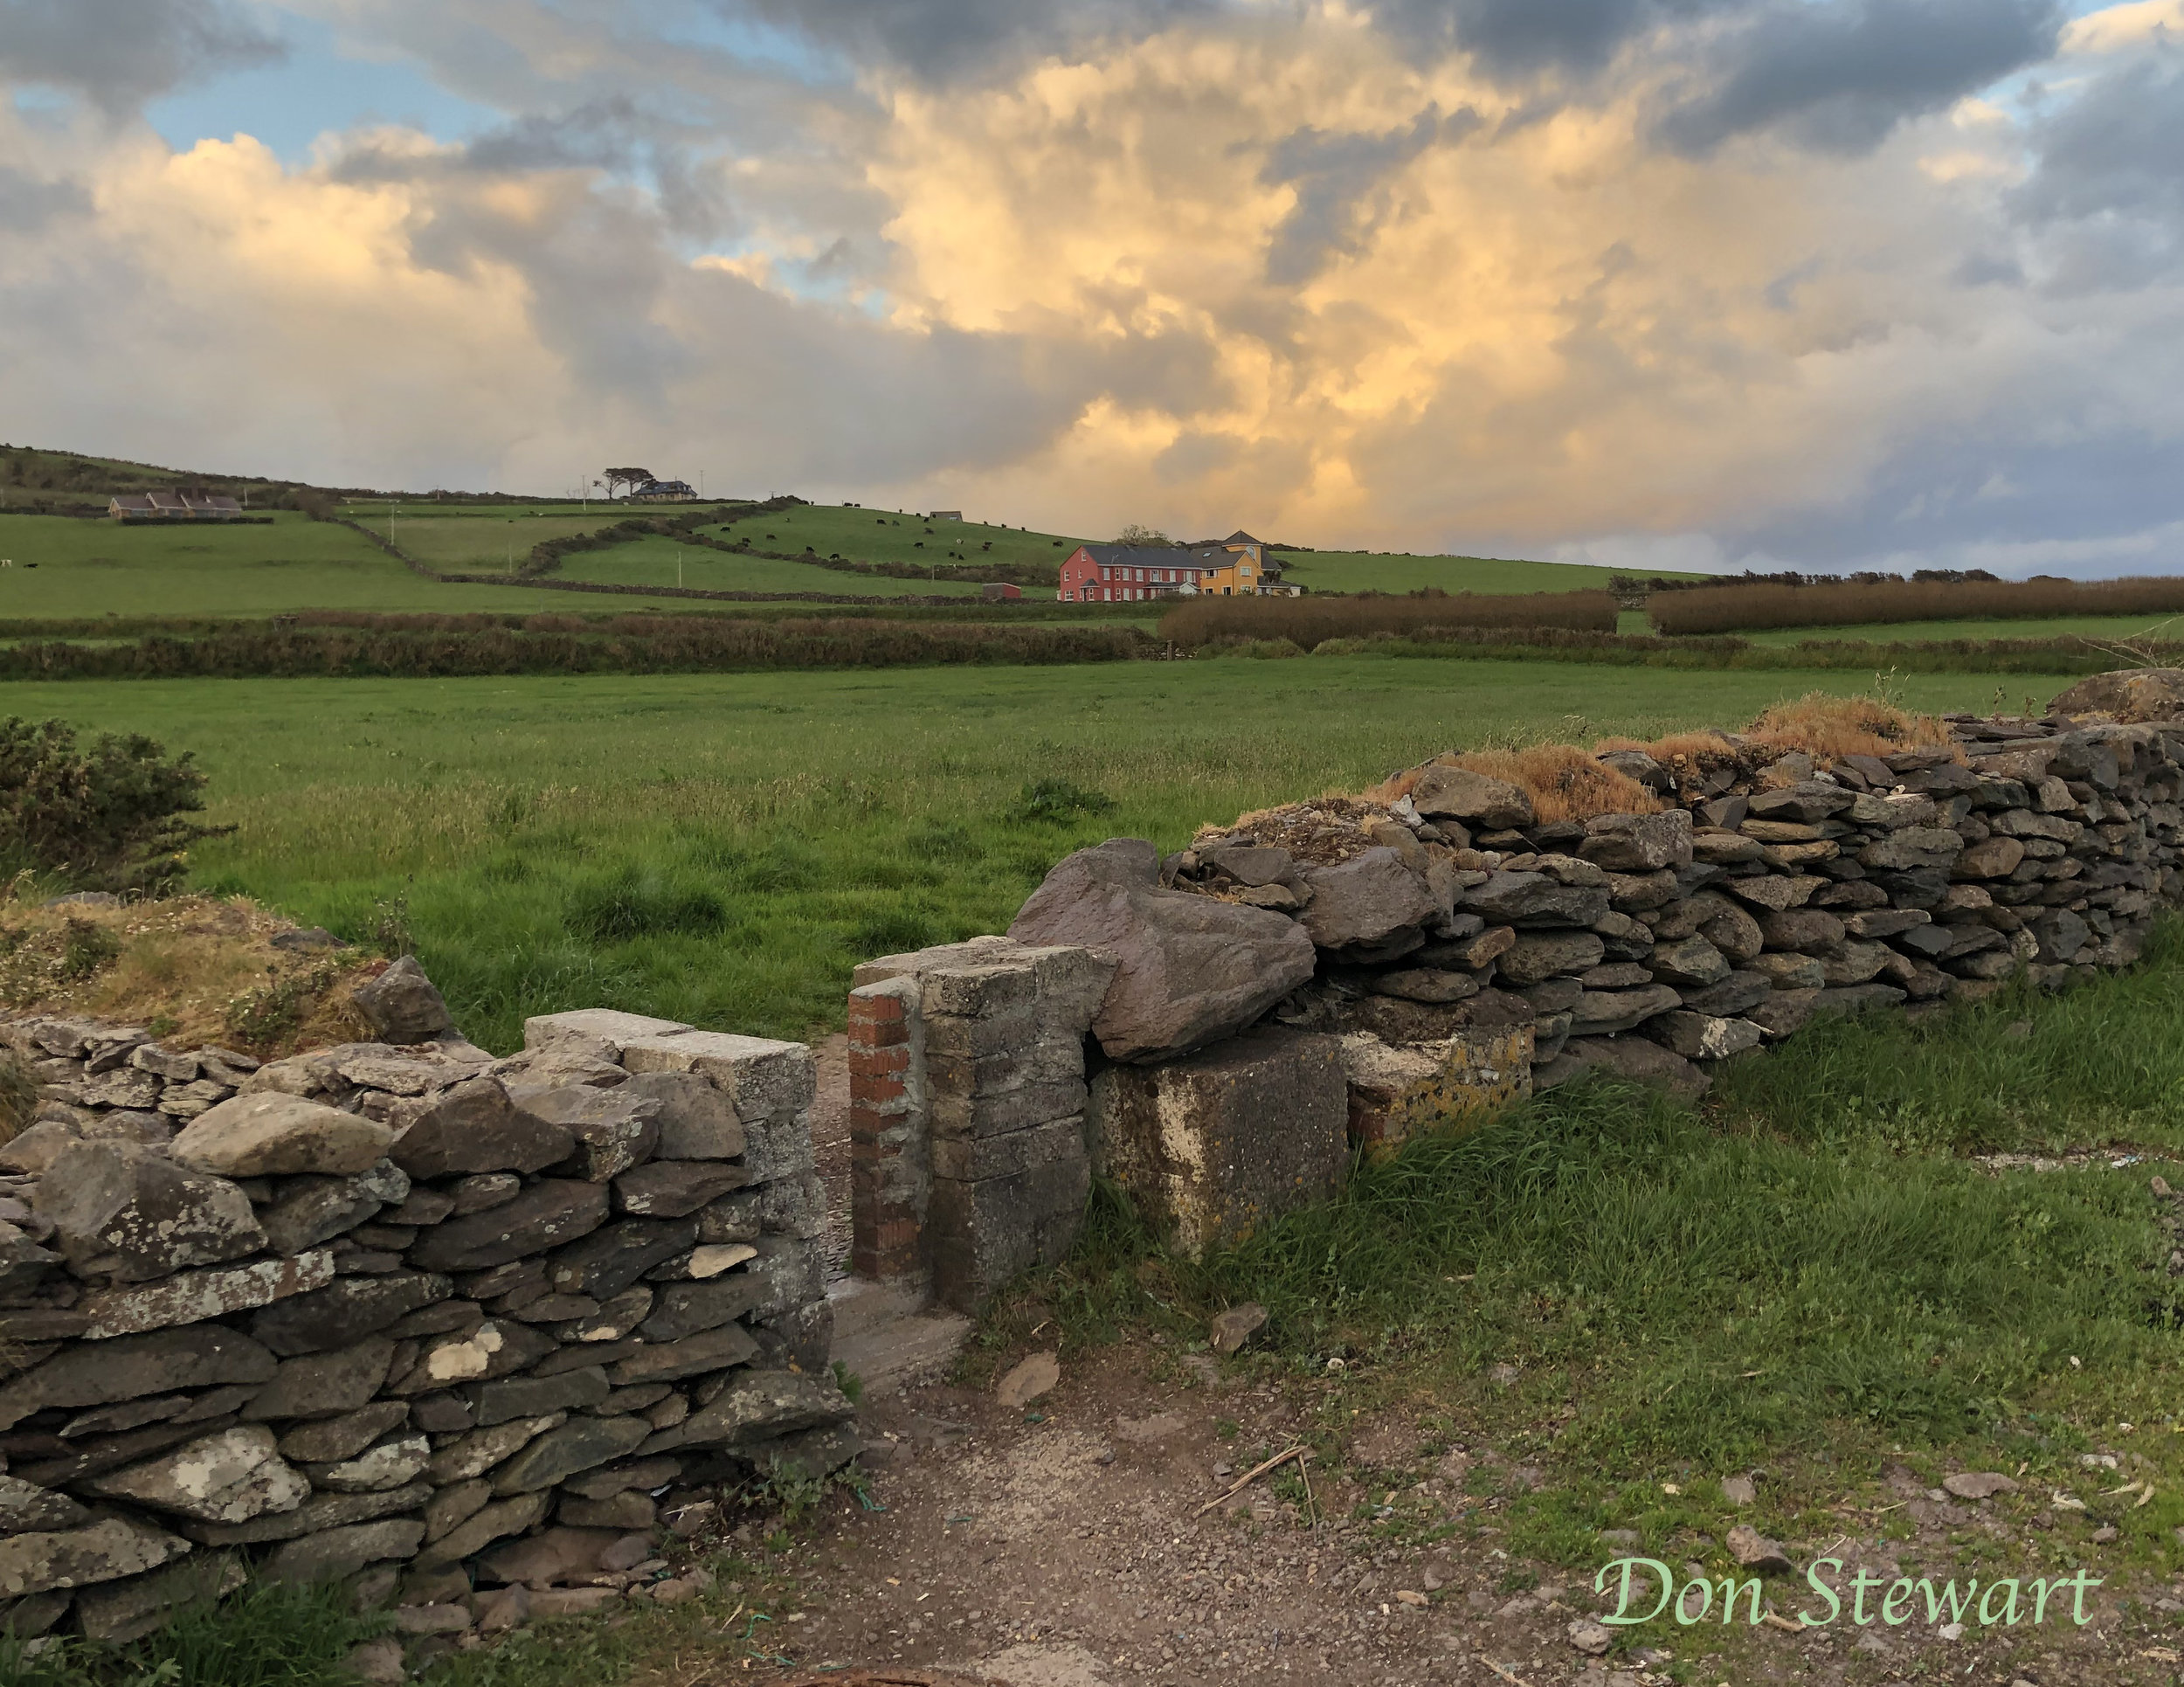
[723,1342,2181,1687]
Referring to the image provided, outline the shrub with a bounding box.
[1311,637,1369,656]
[56,916,120,982]
[0,717,224,891]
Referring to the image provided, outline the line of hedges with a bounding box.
[434,571,999,609]
[0,617,1155,680]
[1162,588,1621,646]
[1649,575,2184,634]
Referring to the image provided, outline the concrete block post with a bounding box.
[1088,1027,1350,1259]
[847,939,1115,1314]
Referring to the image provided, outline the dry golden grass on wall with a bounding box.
[1368,694,1959,825]
[1371,747,1664,822]
[1594,693,1958,768]
[0,890,379,1063]
[1647,574,2184,635]
[1743,693,1959,761]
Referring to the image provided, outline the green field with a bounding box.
[563,534,998,598]
[369,511,627,573]
[708,503,1087,572]
[1275,550,1687,595]
[1741,612,2184,647]
[0,511,976,619]
[4,659,2076,1052]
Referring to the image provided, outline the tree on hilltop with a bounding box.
[1115,522,1171,545]
[604,467,655,500]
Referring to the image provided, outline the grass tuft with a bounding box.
[564,866,729,943]
[1003,935,2184,1477]
[3,1579,379,1687]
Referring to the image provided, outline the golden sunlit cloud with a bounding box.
[3,0,2182,573]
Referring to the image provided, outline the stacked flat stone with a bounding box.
[0,970,847,1646]
[1037,715,2182,1117]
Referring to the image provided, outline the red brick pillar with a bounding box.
[847,978,927,1281]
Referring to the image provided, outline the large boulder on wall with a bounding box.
[2049,668,2184,724]
[1007,839,1318,1063]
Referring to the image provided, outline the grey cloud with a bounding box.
[1652,0,2063,156]
[1950,252,2024,288]
[1261,106,1482,285]
[0,0,283,113]
[715,0,1221,80]
[2014,58,2184,226]
[1724,423,2184,572]
[1373,0,1737,78]
[0,168,88,232]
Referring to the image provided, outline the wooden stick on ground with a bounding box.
[1476,1657,1532,1687]
[1194,1445,1309,1517]
[1298,1451,1317,1529]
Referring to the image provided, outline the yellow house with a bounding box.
[1196,529,1268,596]
[1197,554,1260,597]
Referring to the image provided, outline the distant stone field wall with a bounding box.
[854,682,2184,1297]
[0,962,848,1645]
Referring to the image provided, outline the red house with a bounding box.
[1057,531,1288,603]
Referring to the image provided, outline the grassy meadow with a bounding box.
[0,511,847,619]
[1275,549,1690,595]
[705,502,1088,572]
[1744,612,2184,648]
[6,657,2077,1052]
[561,534,996,598]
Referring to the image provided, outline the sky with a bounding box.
[3,0,2181,576]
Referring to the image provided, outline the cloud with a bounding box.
[0,166,88,231]
[2013,56,2184,226]
[1261,105,1482,284]
[1653,0,2063,155]
[715,0,1225,80]
[2062,0,2184,55]
[3,0,2184,577]
[1365,0,1736,79]
[0,0,284,114]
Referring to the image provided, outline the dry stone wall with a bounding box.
[0,965,848,1645]
[840,705,2184,1269]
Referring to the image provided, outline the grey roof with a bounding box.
[1079,543,1222,571]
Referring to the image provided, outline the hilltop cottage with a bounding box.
[107,491,243,520]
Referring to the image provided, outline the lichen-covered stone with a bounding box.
[33,1143,266,1283]
[77,1251,335,1340]
[170,1094,392,1178]
[86,1425,308,1525]
[0,1518,192,1600]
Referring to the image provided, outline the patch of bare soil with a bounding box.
[739,1346,2183,1687]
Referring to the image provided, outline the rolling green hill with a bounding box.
[1272,549,1703,594]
